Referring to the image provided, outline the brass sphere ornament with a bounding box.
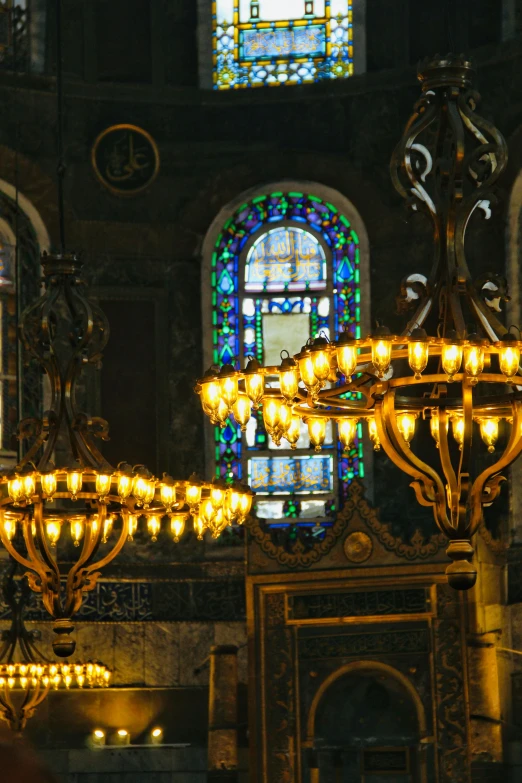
[197,56,521,590]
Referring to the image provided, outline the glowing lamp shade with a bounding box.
[160,482,176,511]
[451,416,465,448]
[298,353,318,390]
[441,336,463,380]
[70,517,85,546]
[232,396,252,431]
[277,404,292,434]
[115,729,130,746]
[307,417,327,451]
[200,379,221,412]
[65,471,82,498]
[263,398,280,431]
[279,367,299,403]
[40,472,57,500]
[186,481,202,507]
[371,326,393,377]
[238,491,253,520]
[407,328,429,378]
[310,338,331,382]
[91,729,106,747]
[479,417,499,453]
[336,342,357,379]
[215,397,230,425]
[219,373,238,407]
[170,514,186,543]
[151,727,163,745]
[338,419,358,451]
[429,411,448,447]
[132,476,149,503]
[23,474,36,500]
[46,518,62,546]
[396,413,417,444]
[285,417,301,449]
[2,515,16,541]
[147,515,162,542]
[210,482,225,509]
[193,516,206,540]
[368,418,381,450]
[463,339,485,381]
[127,514,139,541]
[244,358,264,408]
[7,477,24,503]
[95,474,112,498]
[117,474,132,500]
[499,338,520,381]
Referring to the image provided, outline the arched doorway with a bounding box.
[305,661,428,782]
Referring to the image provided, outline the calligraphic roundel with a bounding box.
[91,124,160,196]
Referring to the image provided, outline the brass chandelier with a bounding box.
[197,55,519,590]
[0,565,110,733]
[0,254,252,656]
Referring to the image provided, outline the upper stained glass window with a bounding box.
[213,0,354,89]
[210,190,364,527]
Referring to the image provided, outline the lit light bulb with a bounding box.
[479,417,499,453]
[225,487,242,520]
[45,518,61,546]
[285,417,301,449]
[451,416,465,449]
[194,516,206,540]
[371,324,393,377]
[232,395,252,431]
[132,475,149,504]
[117,474,132,500]
[396,412,417,444]
[143,480,156,508]
[159,481,176,511]
[244,358,264,408]
[127,514,139,541]
[277,404,293,434]
[219,370,239,407]
[67,471,83,498]
[429,410,448,448]
[310,337,331,382]
[95,473,112,498]
[210,481,225,509]
[263,398,281,432]
[185,478,202,507]
[307,417,327,452]
[2,515,16,541]
[407,328,429,379]
[338,419,358,451]
[441,333,463,380]
[200,377,221,412]
[238,490,253,522]
[170,514,186,542]
[147,515,162,542]
[200,498,215,525]
[214,397,230,427]
[499,336,520,381]
[40,472,57,500]
[368,418,381,451]
[70,517,85,546]
[279,358,299,403]
[102,515,113,544]
[23,473,36,500]
[464,338,485,382]
[336,331,358,380]
[298,352,318,391]
[7,477,24,503]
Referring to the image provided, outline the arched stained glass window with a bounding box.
[212,0,365,89]
[205,186,370,527]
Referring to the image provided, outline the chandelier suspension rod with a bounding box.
[55,0,66,254]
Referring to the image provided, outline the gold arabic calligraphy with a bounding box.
[251,457,331,491]
[243,27,323,58]
[248,227,325,284]
[104,132,152,184]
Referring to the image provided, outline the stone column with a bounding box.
[208,645,238,783]
[467,632,503,762]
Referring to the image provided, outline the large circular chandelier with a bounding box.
[197,56,519,590]
[0,255,253,656]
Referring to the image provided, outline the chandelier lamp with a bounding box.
[197,55,519,590]
[0,254,253,657]
[0,566,111,733]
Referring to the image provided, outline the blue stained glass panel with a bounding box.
[245,225,327,292]
[249,455,333,494]
[240,25,326,61]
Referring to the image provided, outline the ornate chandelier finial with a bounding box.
[196,55,519,590]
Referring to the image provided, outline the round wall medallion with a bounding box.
[91,124,160,196]
[344,531,373,563]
